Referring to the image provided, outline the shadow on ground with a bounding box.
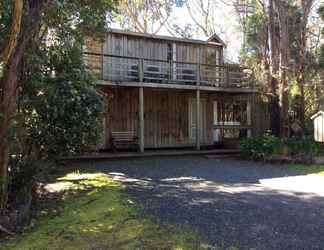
[71,157,324,250]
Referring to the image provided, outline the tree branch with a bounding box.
[0,0,23,66]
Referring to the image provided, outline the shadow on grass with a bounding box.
[2,171,204,250]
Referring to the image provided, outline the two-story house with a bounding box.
[84,29,269,152]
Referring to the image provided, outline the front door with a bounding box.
[189,98,206,143]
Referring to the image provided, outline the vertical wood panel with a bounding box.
[104,89,255,149]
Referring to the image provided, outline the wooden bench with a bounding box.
[110,131,139,151]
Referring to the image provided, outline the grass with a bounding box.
[288,164,324,176]
[1,171,201,250]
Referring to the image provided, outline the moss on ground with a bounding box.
[2,172,200,250]
[288,164,324,176]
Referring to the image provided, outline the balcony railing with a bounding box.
[84,52,254,89]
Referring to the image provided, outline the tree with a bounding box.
[295,0,314,130]
[116,0,179,34]
[0,0,116,212]
[0,0,50,211]
[167,0,228,39]
[239,0,321,137]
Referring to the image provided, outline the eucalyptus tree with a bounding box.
[0,0,117,213]
[116,0,181,34]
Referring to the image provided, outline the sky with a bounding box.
[111,0,323,63]
[161,2,243,62]
[111,1,244,62]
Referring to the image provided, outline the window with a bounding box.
[214,100,248,126]
[213,100,252,142]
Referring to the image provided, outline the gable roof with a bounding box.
[107,28,225,47]
[207,33,226,47]
[311,111,324,120]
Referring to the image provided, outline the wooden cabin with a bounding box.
[84,29,269,152]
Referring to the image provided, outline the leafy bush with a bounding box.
[17,45,104,159]
[240,134,283,160]
[24,78,104,158]
[285,137,323,156]
[241,134,324,160]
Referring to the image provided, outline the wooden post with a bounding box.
[247,101,252,137]
[138,58,145,152]
[139,87,144,153]
[196,89,201,150]
[195,55,201,150]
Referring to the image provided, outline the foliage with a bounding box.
[115,0,181,33]
[0,0,117,213]
[24,79,103,158]
[3,0,116,160]
[18,45,104,158]
[240,134,283,160]
[241,1,324,136]
[241,134,324,160]
[284,137,323,156]
[2,172,200,250]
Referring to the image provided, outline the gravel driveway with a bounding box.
[76,156,324,250]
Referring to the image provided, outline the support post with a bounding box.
[196,54,201,151]
[138,58,145,153]
[139,87,144,153]
[196,89,201,150]
[247,101,252,138]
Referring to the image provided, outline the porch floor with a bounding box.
[62,148,241,161]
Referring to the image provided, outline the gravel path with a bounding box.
[76,156,324,250]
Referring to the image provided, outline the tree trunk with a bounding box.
[0,65,21,212]
[296,0,314,130]
[0,0,23,211]
[297,30,306,129]
[268,0,281,136]
[277,0,290,138]
[0,0,53,211]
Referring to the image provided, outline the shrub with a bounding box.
[241,134,324,161]
[285,137,323,156]
[240,134,282,160]
[25,78,104,158]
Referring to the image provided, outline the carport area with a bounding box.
[74,156,324,249]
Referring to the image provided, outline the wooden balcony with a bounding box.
[84,52,256,92]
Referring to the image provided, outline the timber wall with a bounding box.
[102,87,270,149]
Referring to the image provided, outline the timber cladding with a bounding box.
[104,87,214,149]
[101,86,269,149]
[84,31,223,76]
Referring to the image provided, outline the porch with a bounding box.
[99,87,268,153]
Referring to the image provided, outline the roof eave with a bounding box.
[106,28,224,47]
[311,111,324,120]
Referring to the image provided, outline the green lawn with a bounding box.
[288,164,324,176]
[2,172,201,250]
